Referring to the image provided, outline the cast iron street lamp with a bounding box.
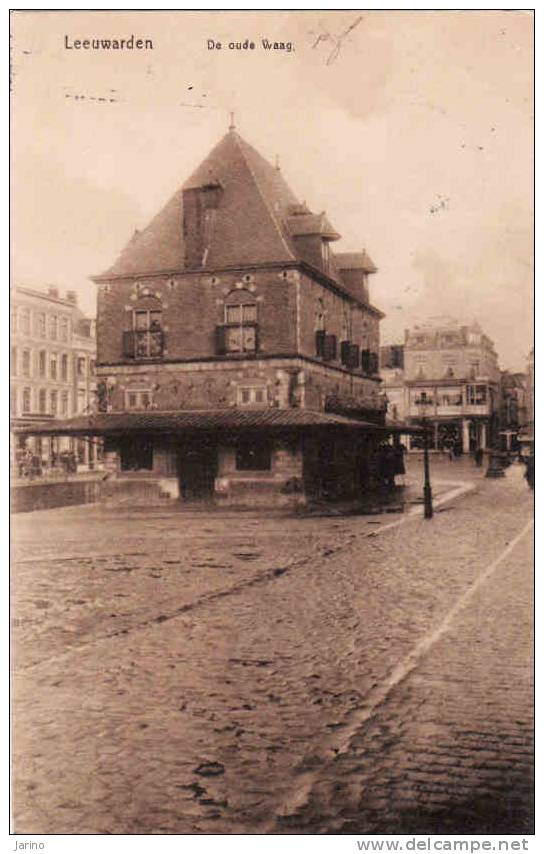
[418,398,434,519]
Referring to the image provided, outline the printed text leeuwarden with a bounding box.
[64,35,154,50]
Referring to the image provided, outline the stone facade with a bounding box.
[10,285,100,472]
[47,128,389,506]
[381,317,501,453]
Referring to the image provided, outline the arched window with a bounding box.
[220,290,257,354]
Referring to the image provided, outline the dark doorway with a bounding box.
[178,438,218,501]
[317,437,337,499]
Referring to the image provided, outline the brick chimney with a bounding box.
[47,286,59,298]
[66,290,78,304]
[183,182,223,269]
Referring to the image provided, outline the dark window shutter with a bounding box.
[324,334,337,361]
[349,344,360,368]
[369,352,379,374]
[122,330,135,358]
[215,326,226,355]
[361,349,371,373]
[340,340,351,366]
[315,330,326,357]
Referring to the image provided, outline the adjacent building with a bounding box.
[10,285,100,471]
[498,370,529,451]
[20,127,399,505]
[381,317,501,453]
[379,344,406,425]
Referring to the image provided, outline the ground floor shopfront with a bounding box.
[105,431,394,506]
[406,416,494,455]
[11,416,102,477]
[15,409,409,507]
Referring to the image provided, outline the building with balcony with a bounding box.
[10,285,100,471]
[400,317,501,453]
[19,126,398,505]
[381,318,501,453]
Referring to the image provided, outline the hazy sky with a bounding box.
[11,10,533,370]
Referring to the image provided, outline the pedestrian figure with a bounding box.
[525,454,534,491]
[474,447,484,467]
[393,441,407,486]
[379,443,396,490]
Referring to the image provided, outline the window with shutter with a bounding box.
[361,349,371,373]
[215,325,227,355]
[315,330,326,357]
[340,341,351,365]
[349,344,360,368]
[323,334,337,361]
[123,330,136,358]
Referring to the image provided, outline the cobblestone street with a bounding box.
[11,459,534,835]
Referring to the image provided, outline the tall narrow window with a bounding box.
[22,350,31,378]
[50,390,58,416]
[50,353,57,380]
[123,308,164,358]
[61,391,69,415]
[10,387,17,415]
[220,292,257,354]
[39,350,46,378]
[39,389,47,414]
[60,316,69,341]
[21,309,31,335]
[22,388,31,413]
[61,354,68,381]
[11,346,17,377]
[38,313,46,337]
[49,315,58,340]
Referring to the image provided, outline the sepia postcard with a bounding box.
[9,8,534,847]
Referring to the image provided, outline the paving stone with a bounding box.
[11,458,533,833]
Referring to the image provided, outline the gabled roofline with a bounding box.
[231,131,297,263]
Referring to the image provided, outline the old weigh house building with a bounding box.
[26,127,395,506]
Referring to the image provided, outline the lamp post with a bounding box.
[418,399,434,519]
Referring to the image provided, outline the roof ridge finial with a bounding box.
[229,111,236,132]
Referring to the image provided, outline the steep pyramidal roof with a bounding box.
[96,130,377,301]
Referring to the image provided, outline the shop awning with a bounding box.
[12,408,396,437]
